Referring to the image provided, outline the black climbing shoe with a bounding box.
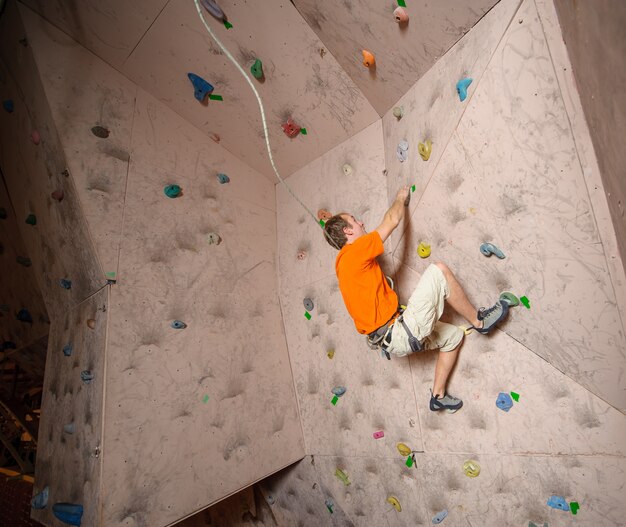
[473,299,509,334]
[429,392,463,413]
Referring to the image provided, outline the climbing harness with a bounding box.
[367,306,423,360]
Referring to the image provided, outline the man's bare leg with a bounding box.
[435,262,481,328]
[432,343,461,398]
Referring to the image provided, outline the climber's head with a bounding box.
[324,213,366,250]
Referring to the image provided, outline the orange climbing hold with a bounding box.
[362,50,376,68]
[393,7,409,23]
[317,209,332,221]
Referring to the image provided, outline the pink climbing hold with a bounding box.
[51,190,64,202]
[297,250,306,261]
[31,130,41,145]
[373,431,384,439]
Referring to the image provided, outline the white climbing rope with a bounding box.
[193,0,322,231]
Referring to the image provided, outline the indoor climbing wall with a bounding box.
[276,0,626,525]
[11,3,305,526]
[0,182,48,353]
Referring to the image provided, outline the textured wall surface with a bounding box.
[31,287,108,527]
[0,182,48,351]
[13,5,305,526]
[292,0,499,115]
[275,0,626,525]
[553,0,626,276]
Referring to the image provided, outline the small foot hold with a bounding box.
[499,291,519,306]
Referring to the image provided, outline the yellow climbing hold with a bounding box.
[386,496,402,512]
[335,468,351,486]
[463,459,481,478]
[418,140,432,161]
[396,443,412,457]
[327,349,335,359]
[461,325,473,336]
[417,242,431,258]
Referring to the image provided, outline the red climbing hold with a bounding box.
[51,190,64,202]
[31,130,41,145]
[282,119,301,138]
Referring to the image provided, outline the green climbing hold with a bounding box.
[397,0,406,6]
[164,185,182,198]
[202,394,209,403]
[510,391,520,402]
[223,20,233,29]
[520,296,530,309]
[25,214,37,225]
[405,455,414,468]
[300,128,308,135]
[319,219,326,227]
[331,395,338,406]
[304,311,311,320]
[209,94,223,101]
[570,501,579,515]
[500,291,520,307]
[251,58,263,79]
[411,184,416,192]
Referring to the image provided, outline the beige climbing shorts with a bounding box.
[387,264,464,356]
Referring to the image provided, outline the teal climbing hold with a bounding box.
[251,58,264,79]
[216,173,230,184]
[164,185,182,198]
[52,503,83,526]
[456,78,473,102]
[31,486,49,509]
[480,242,505,258]
[187,73,214,102]
[25,214,37,225]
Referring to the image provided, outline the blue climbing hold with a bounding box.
[216,173,230,184]
[63,423,76,434]
[456,78,473,102]
[3,100,14,113]
[547,495,569,511]
[63,343,73,357]
[331,386,346,397]
[187,73,214,102]
[171,320,187,329]
[52,503,84,526]
[80,370,94,384]
[496,392,513,412]
[59,279,72,290]
[164,185,182,198]
[31,486,49,509]
[17,308,33,323]
[16,256,32,267]
[480,242,505,258]
[432,509,448,524]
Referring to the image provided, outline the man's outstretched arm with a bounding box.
[375,185,410,242]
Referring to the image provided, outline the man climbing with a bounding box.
[323,186,509,412]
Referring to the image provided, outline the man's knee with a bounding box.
[435,262,450,275]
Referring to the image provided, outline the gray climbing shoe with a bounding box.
[430,392,463,413]
[474,299,509,334]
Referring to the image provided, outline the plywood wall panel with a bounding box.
[292,0,500,115]
[31,287,108,527]
[121,0,379,181]
[0,0,106,323]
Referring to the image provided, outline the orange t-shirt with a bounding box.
[335,231,398,334]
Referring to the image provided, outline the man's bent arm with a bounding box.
[375,186,410,242]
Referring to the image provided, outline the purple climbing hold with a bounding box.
[432,509,448,524]
[187,73,214,102]
[200,0,225,20]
